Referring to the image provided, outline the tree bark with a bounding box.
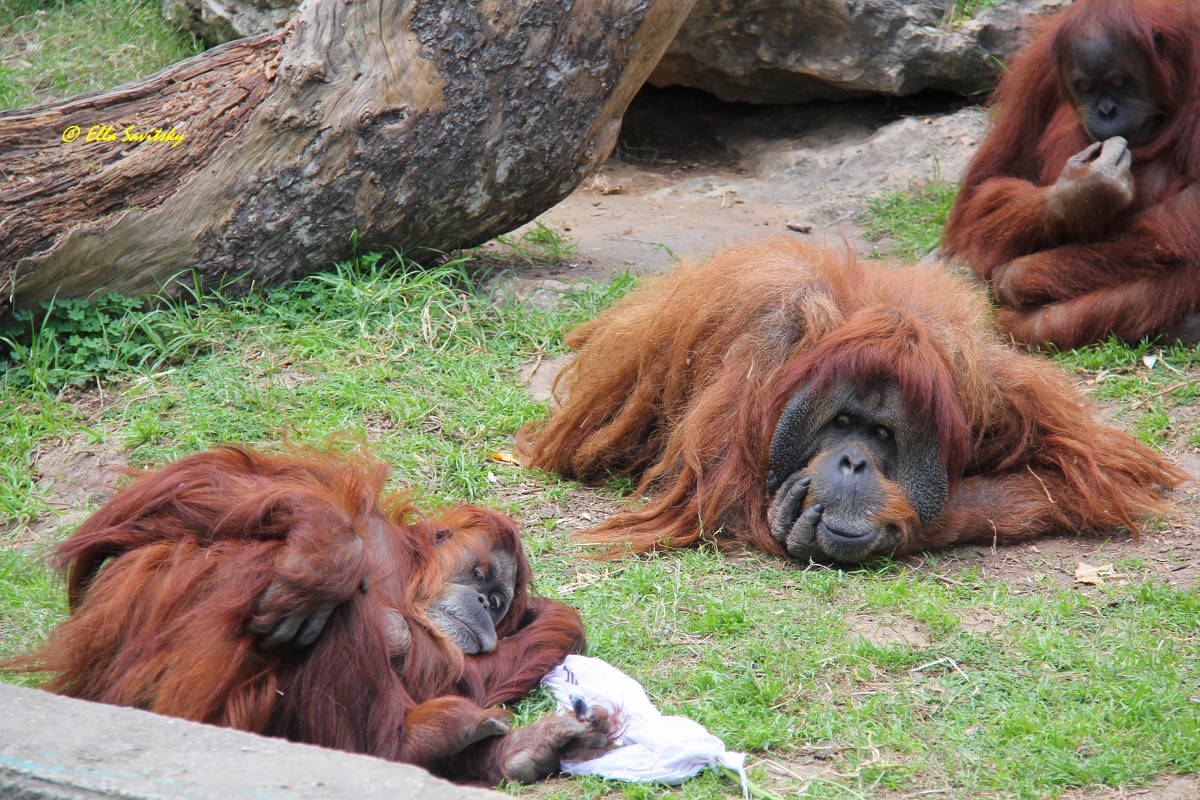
[0,0,696,312]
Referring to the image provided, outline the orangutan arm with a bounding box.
[947,138,1135,281]
[908,471,1077,552]
[988,183,1200,319]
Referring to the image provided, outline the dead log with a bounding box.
[0,0,696,312]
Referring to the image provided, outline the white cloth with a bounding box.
[541,654,749,797]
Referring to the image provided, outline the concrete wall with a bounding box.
[0,682,503,800]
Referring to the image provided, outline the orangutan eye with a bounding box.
[833,414,852,429]
[1110,76,1125,89]
[488,594,502,611]
[874,426,892,441]
[472,566,484,583]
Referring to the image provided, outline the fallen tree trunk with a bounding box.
[0,0,695,312]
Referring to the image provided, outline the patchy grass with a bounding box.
[0,0,203,110]
[0,244,632,657]
[2,235,1197,799]
[943,0,1004,27]
[3,0,1196,785]
[862,179,958,261]
[1054,341,1200,452]
[510,550,1200,800]
[494,221,582,266]
[0,547,63,683]
[0,390,81,528]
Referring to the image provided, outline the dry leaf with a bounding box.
[487,452,521,466]
[1074,562,1123,585]
[581,175,625,195]
[703,185,739,208]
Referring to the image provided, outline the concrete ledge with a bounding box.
[0,683,503,799]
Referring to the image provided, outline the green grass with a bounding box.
[0,390,81,528]
[0,243,630,648]
[1,238,1197,799]
[943,0,1003,26]
[505,550,1200,799]
[1051,333,1200,450]
[0,249,629,504]
[494,221,582,266]
[862,179,958,261]
[0,547,64,683]
[0,0,203,110]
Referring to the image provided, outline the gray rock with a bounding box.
[647,0,1071,103]
[166,0,1066,104]
[0,682,503,800]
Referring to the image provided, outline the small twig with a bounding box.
[716,764,783,800]
[1129,379,1192,410]
[758,758,809,782]
[522,352,543,381]
[1027,465,1056,504]
[1156,353,1187,376]
[912,657,971,683]
[606,234,672,247]
[908,559,966,587]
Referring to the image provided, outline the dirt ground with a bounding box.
[506,88,985,279]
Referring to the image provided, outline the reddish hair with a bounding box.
[518,238,1184,558]
[10,446,586,777]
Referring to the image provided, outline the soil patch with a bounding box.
[517,87,985,280]
[846,614,931,648]
[23,435,128,549]
[1059,776,1200,800]
[518,354,571,406]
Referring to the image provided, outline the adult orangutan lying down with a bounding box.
[14,446,611,785]
[517,239,1185,564]
[943,0,1200,348]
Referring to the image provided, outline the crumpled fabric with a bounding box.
[542,654,749,797]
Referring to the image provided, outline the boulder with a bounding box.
[165,0,1067,104]
[647,0,1071,103]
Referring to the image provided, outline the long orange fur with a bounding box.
[942,0,1200,347]
[11,446,588,782]
[518,238,1186,557]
